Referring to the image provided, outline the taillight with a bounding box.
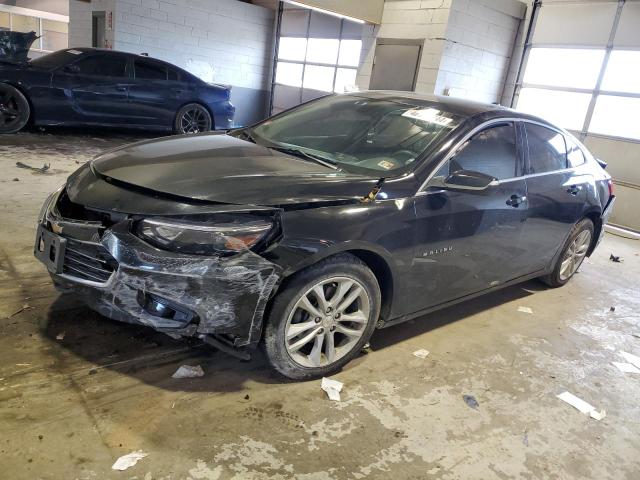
[607,179,614,198]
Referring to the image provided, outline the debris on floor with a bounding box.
[111,451,148,471]
[609,254,622,263]
[463,394,479,410]
[612,362,640,374]
[522,429,529,446]
[172,365,205,379]
[15,161,50,173]
[321,377,343,402]
[556,391,605,420]
[620,351,640,369]
[610,306,616,312]
[517,306,533,314]
[7,303,32,318]
[55,332,65,341]
[12,177,19,181]
[412,348,430,359]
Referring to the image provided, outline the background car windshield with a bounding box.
[249,95,462,174]
[30,49,82,69]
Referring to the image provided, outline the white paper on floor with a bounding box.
[517,306,533,314]
[172,365,204,379]
[556,391,605,420]
[321,377,343,401]
[612,361,640,374]
[620,351,640,369]
[412,349,430,359]
[111,451,148,471]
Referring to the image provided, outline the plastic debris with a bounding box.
[463,394,479,410]
[172,365,205,379]
[620,351,640,369]
[15,161,50,173]
[609,254,622,263]
[56,332,65,341]
[612,362,640,374]
[111,451,148,471]
[556,391,605,420]
[517,306,533,314]
[522,429,529,446]
[610,306,616,312]
[412,349,430,359]
[321,377,343,402]
[8,303,32,318]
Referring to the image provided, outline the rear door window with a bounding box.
[75,55,127,77]
[444,123,519,180]
[134,59,167,80]
[566,137,586,167]
[525,124,568,173]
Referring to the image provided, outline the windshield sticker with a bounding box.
[378,160,396,170]
[402,108,454,127]
[67,49,83,55]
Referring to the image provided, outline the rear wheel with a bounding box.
[540,218,594,287]
[174,103,212,134]
[0,83,30,134]
[264,254,380,380]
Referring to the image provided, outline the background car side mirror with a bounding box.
[441,169,498,191]
[63,64,80,74]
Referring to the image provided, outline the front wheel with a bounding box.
[264,254,381,380]
[0,83,30,134]
[540,218,594,287]
[174,103,212,134]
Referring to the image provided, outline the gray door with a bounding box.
[370,40,422,91]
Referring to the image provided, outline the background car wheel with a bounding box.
[264,254,381,380]
[540,218,594,288]
[0,83,30,134]
[175,103,212,134]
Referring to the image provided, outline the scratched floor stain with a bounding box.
[1,131,640,479]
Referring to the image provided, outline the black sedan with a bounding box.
[34,92,615,379]
[0,48,235,134]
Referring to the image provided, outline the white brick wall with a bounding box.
[69,0,116,49]
[437,0,524,103]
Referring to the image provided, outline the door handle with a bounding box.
[172,88,184,94]
[567,185,582,195]
[115,86,127,91]
[506,194,526,208]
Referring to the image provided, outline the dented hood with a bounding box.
[92,133,381,206]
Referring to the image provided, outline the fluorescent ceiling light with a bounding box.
[285,0,366,24]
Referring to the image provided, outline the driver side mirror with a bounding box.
[431,169,498,192]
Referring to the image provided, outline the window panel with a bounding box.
[450,124,517,180]
[275,61,303,87]
[12,14,39,34]
[42,20,68,51]
[135,59,167,80]
[517,88,591,131]
[601,50,640,94]
[589,95,640,140]
[278,37,307,62]
[306,38,339,64]
[303,64,335,92]
[523,48,605,90]
[76,55,127,77]
[338,39,362,67]
[333,67,357,93]
[526,124,567,174]
[0,12,9,30]
[566,137,586,168]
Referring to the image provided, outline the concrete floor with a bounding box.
[1,130,639,480]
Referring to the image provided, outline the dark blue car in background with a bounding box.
[0,47,235,134]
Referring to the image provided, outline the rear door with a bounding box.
[409,121,529,311]
[520,122,588,270]
[126,57,188,127]
[52,53,130,124]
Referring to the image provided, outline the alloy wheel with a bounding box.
[284,276,370,368]
[0,88,24,131]
[559,229,592,281]
[179,106,210,133]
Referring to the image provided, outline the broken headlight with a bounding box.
[134,216,273,256]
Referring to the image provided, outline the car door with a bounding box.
[51,53,131,124]
[126,58,188,127]
[520,122,589,270]
[408,121,529,311]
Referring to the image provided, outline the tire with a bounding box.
[540,218,594,288]
[0,83,30,134]
[174,103,212,134]
[264,254,381,380]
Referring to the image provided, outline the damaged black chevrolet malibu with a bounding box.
[35,92,615,379]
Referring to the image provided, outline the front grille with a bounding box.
[63,238,118,284]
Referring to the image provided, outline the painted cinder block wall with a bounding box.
[68,0,275,126]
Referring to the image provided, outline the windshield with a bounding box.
[243,95,463,175]
[30,49,83,69]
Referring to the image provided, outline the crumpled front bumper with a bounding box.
[34,192,281,347]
